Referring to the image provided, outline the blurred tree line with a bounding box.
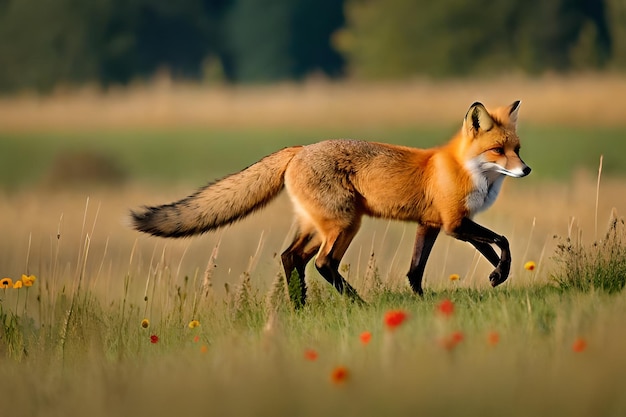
[0,0,623,92]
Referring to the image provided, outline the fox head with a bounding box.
[461,100,531,180]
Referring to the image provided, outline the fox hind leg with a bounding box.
[281,227,321,308]
[314,223,363,303]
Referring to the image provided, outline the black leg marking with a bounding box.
[315,257,363,303]
[313,226,364,304]
[407,225,440,296]
[281,232,319,307]
[452,218,511,287]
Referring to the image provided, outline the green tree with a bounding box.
[341,0,613,79]
[607,0,626,69]
[225,0,293,82]
[290,0,345,79]
[339,0,523,78]
[129,0,230,81]
[0,0,116,91]
[224,0,344,82]
[517,0,611,73]
[0,0,231,92]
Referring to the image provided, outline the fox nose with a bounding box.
[522,166,532,176]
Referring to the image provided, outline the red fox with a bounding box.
[131,101,530,304]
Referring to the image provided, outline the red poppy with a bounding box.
[304,349,319,361]
[436,299,454,318]
[359,331,372,345]
[193,335,200,343]
[572,338,587,353]
[487,331,500,346]
[439,331,464,350]
[150,334,159,344]
[384,310,408,330]
[330,366,349,384]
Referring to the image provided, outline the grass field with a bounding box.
[2,77,626,416]
[1,124,626,187]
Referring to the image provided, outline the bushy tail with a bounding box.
[130,146,302,237]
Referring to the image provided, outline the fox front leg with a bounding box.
[452,218,511,287]
[407,225,440,296]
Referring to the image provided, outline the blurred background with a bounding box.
[0,0,622,90]
[0,0,625,296]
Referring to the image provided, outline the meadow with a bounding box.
[2,76,626,416]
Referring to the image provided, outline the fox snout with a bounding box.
[505,163,531,178]
[483,160,531,178]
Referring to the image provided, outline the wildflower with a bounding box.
[150,335,159,344]
[384,310,409,330]
[359,331,372,345]
[0,278,13,289]
[188,320,201,329]
[21,274,36,287]
[451,331,464,344]
[449,273,460,281]
[193,335,200,343]
[330,366,349,384]
[572,338,587,353]
[140,319,150,329]
[304,349,319,361]
[524,261,536,271]
[200,345,208,353]
[439,331,465,351]
[436,299,455,318]
[13,280,23,289]
[487,331,500,346]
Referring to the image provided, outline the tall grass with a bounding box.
[3,255,626,416]
[552,156,626,293]
[2,178,626,415]
[553,210,626,293]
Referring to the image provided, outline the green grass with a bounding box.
[1,124,623,189]
[3,276,626,417]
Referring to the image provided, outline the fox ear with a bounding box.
[464,102,494,136]
[507,100,521,127]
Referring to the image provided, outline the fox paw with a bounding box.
[489,270,503,287]
[489,264,510,287]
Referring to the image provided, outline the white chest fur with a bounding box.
[465,165,505,216]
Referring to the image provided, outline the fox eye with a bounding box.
[491,147,505,155]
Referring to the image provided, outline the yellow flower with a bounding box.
[449,273,460,281]
[141,319,150,329]
[0,278,13,288]
[188,320,200,329]
[21,274,36,287]
[524,261,537,271]
[13,280,23,289]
